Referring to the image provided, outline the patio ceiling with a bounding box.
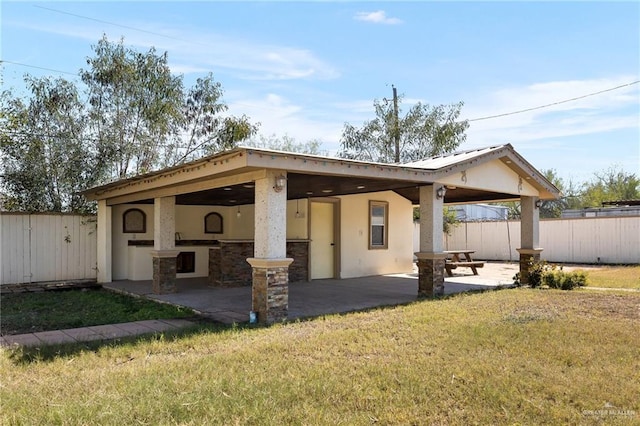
[128,172,518,206]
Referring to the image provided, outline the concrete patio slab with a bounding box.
[1,263,518,348]
[104,261,519,324]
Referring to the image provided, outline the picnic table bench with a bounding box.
[444,250,485,277]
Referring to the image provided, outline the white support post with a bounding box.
[517,195,543,285]
[96,199,112,283]
[152,196,178,294]
[247,170,292,323]
[415,185,447,296]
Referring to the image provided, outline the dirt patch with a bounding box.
[502,291,640,324]
[567,292,640,321]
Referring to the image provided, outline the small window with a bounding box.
[369,201,388,249]
[123,208,146,233]
[205,212,223,234]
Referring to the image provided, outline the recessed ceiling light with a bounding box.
[357,185,365,189]
[322,189,333,193]
[243,184,255,188]
[224,187,232,191]
[229,199,237,203]
[306,191,313,195]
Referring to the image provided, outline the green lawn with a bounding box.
[2,288,638,425]
[1,288,194,335]
[579,265,640,289]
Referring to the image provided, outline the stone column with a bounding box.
[96,199,112,283]
[415,185,446,297]
[247,170,293,324]
[152,196,178,294]
[247,258,292,324]
[517,196,543,285]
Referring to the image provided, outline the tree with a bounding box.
[579,165,640,207]
[246,133,323,155]
[537,169,572,218]
[164,74,259,166]
[1,36,258,212]
[0,77,103,212]
[338,91,469,163]
[81,36,185,178]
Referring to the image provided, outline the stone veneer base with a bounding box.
[152,256,177,294]
[248,258,293,324]
[516,248,543,286]
[209,241,308,287]
[416,255,446,297]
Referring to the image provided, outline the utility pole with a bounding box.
[392,85,400,163]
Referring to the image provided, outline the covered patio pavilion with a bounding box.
[104,262,519,324]
[82,144,559,324]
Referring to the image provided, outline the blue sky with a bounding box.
[2,1,639,186]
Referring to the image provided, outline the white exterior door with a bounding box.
[310,201,335,279]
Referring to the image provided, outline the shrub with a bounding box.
[514,260,588,290]
[527,260,552,288]
[543,269,587,290]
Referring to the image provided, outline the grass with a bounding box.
[1,288,194,335]
[576,265,640,289]
[2,288,639,425]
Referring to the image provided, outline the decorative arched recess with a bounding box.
[205,212,223,234]
[123,208,146,233]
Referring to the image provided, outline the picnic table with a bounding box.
[444,250,484,276]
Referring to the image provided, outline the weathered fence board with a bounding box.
[416,216,640,264]
[1,213,97,285]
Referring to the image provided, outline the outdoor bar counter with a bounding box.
[209,239,310,287]
[126,240,219,280]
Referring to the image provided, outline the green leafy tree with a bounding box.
[537,169,572,218]
[246,133,323,155]
[579,165,639,207]
[164,74,258,166]
[1,36,259,212]
[81,36,185,178]
[338,93,468,163]
[0,77,102,212]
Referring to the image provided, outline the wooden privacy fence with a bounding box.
[1,213,97,285]
[3,213,638,286]
[414,216,640,265]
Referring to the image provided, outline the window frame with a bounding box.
[123,208,146,234]
[204,212,224,234]
[368,200,389,250]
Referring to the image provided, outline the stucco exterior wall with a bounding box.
[437,159,538,197]
[338,191,414,279]
[112,200,309,281]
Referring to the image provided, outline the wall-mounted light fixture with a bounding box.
[436,186,447,199]
[535,199,542,209]
[274,174,286,192]
[236,206,242,218]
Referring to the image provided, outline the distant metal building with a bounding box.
[561,200,640,218]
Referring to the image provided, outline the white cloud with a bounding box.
[227,94,343,151]
[11,19,339,81]
[354,11,403,25]
[461,76,640,148]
